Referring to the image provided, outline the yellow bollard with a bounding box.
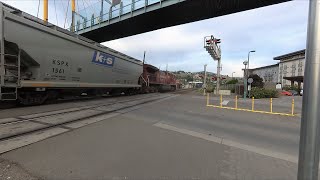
[270,98,273,113]
[235,96,238,109]
[220,94,222,107]
[252,97,255,111]
[206,93,209,106]
[292,98,295,116]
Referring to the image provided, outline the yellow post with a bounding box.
[43,0,48,22]
[71,0,76,32]
[71,0,75,12]
[270,98,273,113]
[206,93,209,106]
[252,97,255,111]
[235,96,238,109]
[291,98,295,116]
[220,94,222,107]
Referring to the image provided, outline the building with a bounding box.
[274,50,305,89]
[247,63,279,83]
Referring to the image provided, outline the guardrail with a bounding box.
[71,0,164,32]
[206,94,295,116]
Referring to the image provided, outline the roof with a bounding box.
[273,49,305,60]
[144,64,159,71]
[248,63,279,71]
[283,76,304,82]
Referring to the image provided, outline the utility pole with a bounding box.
[298,1,320,179]
[203,64,207,96]
[216,59,221,95]
[143,51,146,65]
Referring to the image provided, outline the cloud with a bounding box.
[103,1,309,77]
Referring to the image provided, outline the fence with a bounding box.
[206,94,295,116]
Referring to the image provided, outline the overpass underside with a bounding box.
[78,0,290,42]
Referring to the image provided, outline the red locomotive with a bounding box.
[140,64,177,93]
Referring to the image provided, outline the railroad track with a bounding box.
[0,89,193,110]
[0,93,177,143]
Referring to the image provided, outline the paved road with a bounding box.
[138,93,301,157]
[0,91,304,179]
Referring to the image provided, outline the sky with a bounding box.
[2,0,309,77]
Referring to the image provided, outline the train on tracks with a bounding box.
[0,3,177,105]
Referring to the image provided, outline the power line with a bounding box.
[64,0,70,28]
[54,0,58,25]
[36,0,40,18]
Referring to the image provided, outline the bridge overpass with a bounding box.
[74,0,291,42]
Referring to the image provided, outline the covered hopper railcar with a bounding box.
[0,3,143,105]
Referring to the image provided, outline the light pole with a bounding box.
[243,61,248,99]
[247,50,256,70]
[232,72,236,78]
[298,1,320,179]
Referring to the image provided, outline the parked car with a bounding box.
[281,90,292,96]
[289,90,299,96]
[300,89,303,96]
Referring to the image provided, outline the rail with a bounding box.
[70,0,168,33]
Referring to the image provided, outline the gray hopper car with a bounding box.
[0,3,143,105]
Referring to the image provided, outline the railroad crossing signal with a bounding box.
[204,36,221,60]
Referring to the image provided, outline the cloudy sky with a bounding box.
[3,0,309,77]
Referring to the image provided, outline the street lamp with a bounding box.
[243,61,248,99]
[232,72,236,78]
[247,50,256,69]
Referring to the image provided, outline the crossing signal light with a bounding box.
[215,39,221,44]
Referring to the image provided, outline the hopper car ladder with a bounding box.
[0,50,20,100]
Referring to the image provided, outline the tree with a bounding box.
[226,79,238,84]
[248,74,264,88]
[186,75,193,82]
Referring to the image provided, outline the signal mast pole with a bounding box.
[204,35,221,95]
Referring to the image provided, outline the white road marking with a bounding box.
[0,94,180,154]
[153,122,298,164]
[221,100,229,106]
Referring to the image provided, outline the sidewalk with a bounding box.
[1,112,300,180]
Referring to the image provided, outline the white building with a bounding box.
[248,64,279,83]
[274,50,305,89]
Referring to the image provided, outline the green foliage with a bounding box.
[226,79,238,84]
[248,74,264,88]
[205,84,216,93]
[186,75,193,82]
[283,85,299,91]
[250,87,278,99]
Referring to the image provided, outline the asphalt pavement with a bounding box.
[0,91,307,179]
